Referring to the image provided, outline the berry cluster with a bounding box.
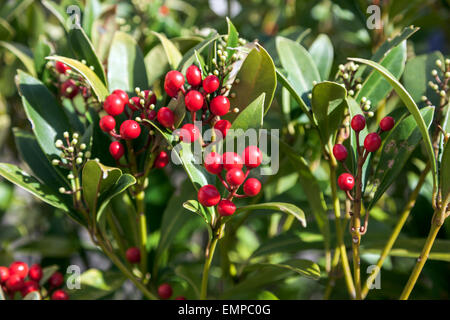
[53,61,92,103]
[0,261,68,300]
[157,283,186,300]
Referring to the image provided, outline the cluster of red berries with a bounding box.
[0,261,68,300]
[198,146,263,216]
[157,283,186,300]
[54,61,90,101]
[333,115,395,191]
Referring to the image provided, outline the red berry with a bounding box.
[202,75,220,93]
[104,94,126,116]
[364,132,381,152]
[351,114,366,132]
[127,96,141,111]
[214,119,231,139]
[51,289,69,300]
[49,272,64,288]
[61,79,79,99]
[217,199,236,216]
[158,283,173,300]
[5,274,24,292]
[333,144,348,162]
[175,296,187,300]
[120,120,141,140]
[164,71,185,97]
[186,65,202,86]
[204,152,223,174]
[242,146,262,169]
[184,90,204,111]
[55,61,71,74]
[226,168,245,186]
[243,178,261,196]
[0,266,10,283]
[380,116,395,131]
[180,123,200,143]
[125,247,141,264]
[210,95,230,116]
[9,261,28,280]
[155,151,169,168]
[21,280,39,297]
[147,109,157,120]
[28,264,43,282]
[143,90,157,107]
[164,82,178,98]
[109,141,125,160]
[99,115,116,132]
[222,152,243,171]
[112,89,129,104]
[338,173,355,191]
[157,107,175,128]
[197,185,221,207]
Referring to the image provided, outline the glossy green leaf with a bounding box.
[152,31,182,69]
[440,140,450,204]
[225,17,239,59]
[67,269,125,300]
[230,93,264,131]
[23,291,41,300]
[309,34,333,80]
[183,199,209,223]
[33,37,51,76]
[235,202,306,227]
[144,44,169,85]
[82,0,101,38]
[257,291,279,300]
[0,41,36,76]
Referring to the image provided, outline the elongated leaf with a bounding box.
[230,93,264,131]
[235,202,306,227]
[67,269,125,300]
[244,259,321,280]
[0,17,14,40]
[82,0,101,38]
[225,17,239,59]
[41,0,68,30]
[152,31,182,69]
[183,199,209,223]
[309,34,333,80]
[441,141,450,203]
[0,41,35,76]
[144,44,169,85]
[33,38,51,76]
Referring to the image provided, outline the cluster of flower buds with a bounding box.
[422,58,450,108]
[0,261,68,300]
[337,61,362,96]
[53,61,92,102]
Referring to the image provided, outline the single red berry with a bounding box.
[351,114,366,132]
[61,79,79,99]
[28,264,43,282]
[109,141,125,160]
[51,289,69,300]
[127,96,141,111]
[164,82,178,98]
[333,144,348,162]
[222,152,243,171]
[214,119,231,139]
[99,115,116,132]
[210,95,230,116]
[104,93,126,116]
[226,168,245,186]
[186,65,202,86]
[55,61,71,74]
[217,199,236,216]
[338,173,355,191]
[155,151,169,168]
[159,5,170,16]
[175,296,187,300]
[164,70,185,97]
[157,107,175,128]
[380,116,395,131]
[243,178,261,197]
[49,272,64,288]
[120,120,141,140]
[242,146,262,169]
[202,75,220,93]
[9,261,28,280]
[184,90,204,111]
[204,152,223,174]
[158,283,173,300]
[180,124,200,143]
[5,274,24,292]
[112,89,129,104]
[125,247,141,264]
[364,132,381,152]
[198,185,221,207]
[21,280,39,297]
[0,266,10,283]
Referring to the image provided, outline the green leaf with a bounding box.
[108,31,148,93]
[17,236,80,257]
[235,202,306,227]
[33,37,51,76]
[348,57,437,194]
[41,0,68,31]
[82,0,101,38]
[40,265,59,286]
[144,44,170,85]
[67,269,125,300]
[182,199,209,223]
[228,44,276,117]
[177,34,220,74]
[309,34,333,80]
[46,56,109,101]
[225,17,239,59]
[257,291,279,300]
[151,31,182,69]
[23,291,41,300]
[244,259,321,280]
[0,41,36,76]
[369,107,434,209]
[440,140,450,204]
[0,17,14,40]
[230,93,264,131]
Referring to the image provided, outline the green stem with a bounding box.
[200,236,219,300]
[136,190,148,274]
[323,245,341,299]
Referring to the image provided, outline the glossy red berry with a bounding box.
[158,283,173,300]
[380,116,395,131]
[55,61,71,74]
[155,151,169,168]
[112,89,129,104]
[52,289,69,300]
[127,96,141,111]
[61,79,79,99]
[210,95,230,116]
[204,152,223,174]
[157,107,175,128]
[226,168,245,186]
[126,247,141,264]
[243,178,261,197]
[28,264,43,282]
[338,173,355,191]
[99,115,116,132]
[351,114,366,132]
[104,93,126,116]
[184,90,204,111]
[242,146,262,169]
[175,296,187,300]
[109,141,125,160]
[9,261,28,280]
[197,185,221,207]
[120,120,141,140]
[164,82,178,98]
[222,152,243,171]
[202,75,220,93]
[0,266,10,283]
[49,272,64,288]
[217,199,236,216]
[180,124,200,143]
[164,70,185,97]
[5,274,24,292]
[21,280,39,297]
[333,144,348,162]
[364,133,381,152]
[186,65,202,86]
[214,119,231,139]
